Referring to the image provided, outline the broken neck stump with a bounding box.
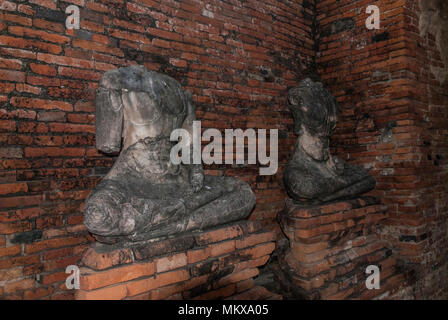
[75,221,276,300]
[277,197,407,299]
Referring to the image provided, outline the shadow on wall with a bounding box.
[419,0,448,84]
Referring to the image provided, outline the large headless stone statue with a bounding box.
[284,78,375,204]
[84,66,256,243]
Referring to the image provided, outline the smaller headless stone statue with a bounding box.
[284,78,376,204]
[84,66,256,243]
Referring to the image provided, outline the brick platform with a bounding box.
[75,221,276,300]
[278,197,407,300]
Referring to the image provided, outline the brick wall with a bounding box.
[1,0,446,300]
[76,221,277,300]
[316,0,448,299]
[0,0,314,299]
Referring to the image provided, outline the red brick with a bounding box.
[29,63,57,76]
[24,147,86,157]
[72,39,123,57]
[11,97,72,112]
[41,270,69,285]
[5,278,35,294]
[169,58,187,68]
[0,120,16,132]
[235,232,276,249]
[37,53,94,69]
[0,1,17,11]
[126,269,190,297]
[0,255,40,269]
[74,101,94,112]
[49,123,94,133]
[8,26,70,44]
[0,267,22,281]
[152,38,171,48]
[146,28,182,42]
[31,0,58,9]
[76,284,127,300]
[193,283,235,300]
[80,261,155,291]
[32,18,64,33]
[15,83,41,95]
[187,247,210,264]
[0,47,36,59]
[37,111,66,122]
[183,274,209,291]
[155,253,187,273]
[209,240,235,257]
[26,75,60,86]
[0,13,32,26]
[18,4,35,15]
[0,57,22,70]
[42,245,85,261]
[58,66,102,81]
[0,35,61,54]
[23,287,54,300]
[217,268,259,288]
[239,242,276,259]
[67,113,94,124]
[81,247,133,270]
[0,220,32,234]
[148,282,184,300]
[25,236,88,254]
[196,224,243,245]
[0,182,28,195]
[0,69,25,82]
[236,278,255,293]
[0,82,15,94]
[109,29,150,44]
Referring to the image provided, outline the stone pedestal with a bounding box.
[75,221,276,300]
[278,197,406,299]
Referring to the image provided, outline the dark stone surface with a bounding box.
[133,235,196,260]
[35,7,66,23]
[11,230,42,244]
[323,18,354,36]
[284,78,376,204]
[372,32,390,43]
[84,66,256,243]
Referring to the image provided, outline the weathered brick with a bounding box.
[0,69,25,82]
[76,284,127,300]
[81,247,133,270]
[196,224,244,245]
[0,183,28,195]
[11,97,72,112]
[155,253,187,273]
[0,57,22,70]
[4,278,35,294]
[25,236,88,254]
[126,269,190,297]
[29,63,57,76]
[80,261,155,291]
[235,232,276,249]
